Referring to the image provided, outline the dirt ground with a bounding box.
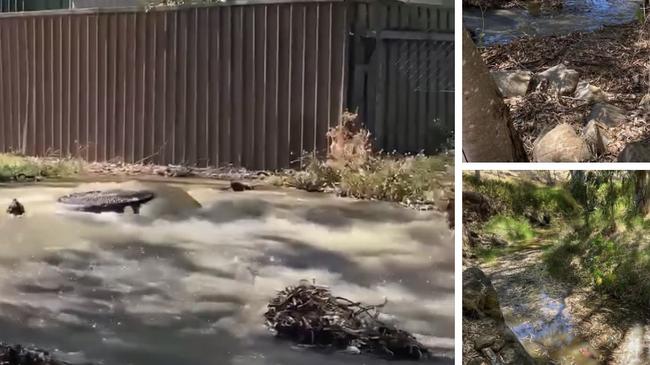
[481,21,650,161]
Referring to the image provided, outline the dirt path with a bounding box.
[482,245,650,364]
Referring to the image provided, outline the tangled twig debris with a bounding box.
[264,282,431,360]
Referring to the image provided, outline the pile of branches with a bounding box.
[0,343,67,365]
[264,282,431,360]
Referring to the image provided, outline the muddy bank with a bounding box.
[0,180,454,365]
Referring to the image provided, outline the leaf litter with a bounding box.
[480,21,650,161]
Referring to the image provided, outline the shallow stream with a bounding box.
[464,0,643,45]
[484,248,600,364]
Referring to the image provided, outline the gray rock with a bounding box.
[463,267,503,320]
[537,64,580,95]
[463,268,536,365]
[574,81,607,103]
[492,339,506,351]
[475,335,496,349]
[481,347,501,364]
[532,124,592,162]
[589,103,626,127]
[582,120,609,156]
[491,70,533,98]
[618,142,650,162]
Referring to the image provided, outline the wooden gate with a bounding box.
[349,1,455,154]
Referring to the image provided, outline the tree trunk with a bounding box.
[462,30,528,162]
[635,171,649,216]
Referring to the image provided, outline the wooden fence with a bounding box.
[0,0,454,169]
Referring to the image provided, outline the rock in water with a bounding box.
[490,70,532,98]
[532,124,592,162]
[537,64,580,96]
[618,142,650,162]
[231,181,252,192]
[58,190,155,214]
[7,199,25,216]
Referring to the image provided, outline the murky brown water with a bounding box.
[0,180,454,365]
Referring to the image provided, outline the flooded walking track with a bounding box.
[482,242,650,365]
[483,247,601,365]
[464,0,644,45]
[0,179,454,365]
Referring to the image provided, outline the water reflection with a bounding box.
[508,291,599,365]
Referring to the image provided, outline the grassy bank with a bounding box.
[0,154,82,182]
[464,173,579,263]
[544,175,650,307]
[270,153,454,207]
[545,229,650,307]
[463,172,581,219]
[465,171,650,309]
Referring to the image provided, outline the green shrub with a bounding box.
[278,153,453,205]
[545,232,650,308]
[463,174,581,219]
[0,154,81,181]
[484,215,535,243]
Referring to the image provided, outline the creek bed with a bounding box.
[0,180,454,365]
[464,0,643,45]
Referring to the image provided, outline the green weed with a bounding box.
[0,154,82,181]
[484,215,535,243]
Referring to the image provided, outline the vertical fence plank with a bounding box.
[186,8,198,165]
[288,3,305,168]
[208,7,220,167]
[218,6,232,166]
[242,5,256,168]
[277,3,291,169]
[302,4,318,164]
[264,4,279,170]
[253,5,266,168]
[231,6,244,167]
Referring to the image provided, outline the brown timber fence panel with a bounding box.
[349,2,454,154]
[0,2,349,170]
